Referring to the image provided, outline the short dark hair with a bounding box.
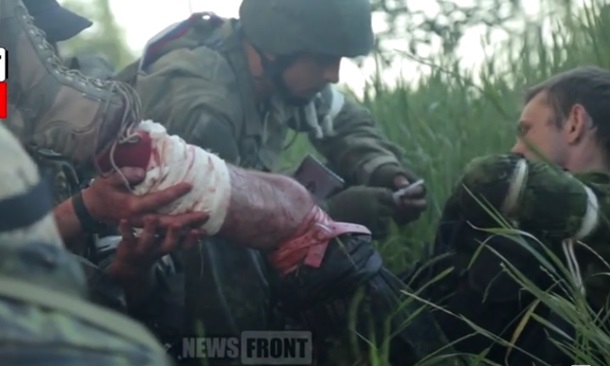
[525,66,610,159]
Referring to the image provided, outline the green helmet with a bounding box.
[239,0,375,58]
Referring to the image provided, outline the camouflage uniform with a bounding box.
[405,153,610,365]
[120,14,405,183]
[19,0,117,206]
[114,1,415,357]
[30,54,117,207]
[3,0,140,209]
[1,0,142,168]
[0,122,172,365]
[9,0,130,312]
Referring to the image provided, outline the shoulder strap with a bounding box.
[0,275,165,353]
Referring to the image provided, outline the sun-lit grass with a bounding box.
[279,1,610,364]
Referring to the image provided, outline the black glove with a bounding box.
[323,186,397,238]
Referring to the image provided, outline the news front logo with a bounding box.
[175,330,313,365]
[0,47,6,119]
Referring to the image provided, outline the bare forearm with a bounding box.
[53,198,88,252]
[218,167,316,250]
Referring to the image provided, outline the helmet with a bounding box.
[239,0,374,58]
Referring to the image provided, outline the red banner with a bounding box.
[0,82,6,119]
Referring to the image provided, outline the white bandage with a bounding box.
[133,120,232,235]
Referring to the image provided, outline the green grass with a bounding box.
[279,1,610,364]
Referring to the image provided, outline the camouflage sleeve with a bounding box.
[453,153,610,246]
[308,87,409,186]
[134,47,244,164]
[0,242,171,365]
[453,153,610,308]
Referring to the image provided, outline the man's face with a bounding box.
[280,54,342,103]
[510,91,570,166]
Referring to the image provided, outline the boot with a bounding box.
[0,0,141,169]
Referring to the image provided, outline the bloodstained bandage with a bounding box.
[0,47,7,119]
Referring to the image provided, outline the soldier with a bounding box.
[1,0,205,233]
[2,3,454,365]
[0,122,173,365]
[114,0,428,348]
[407,66,610,365]
[9,0,195,316]
[118,0,427,235]
[2,0,208,319]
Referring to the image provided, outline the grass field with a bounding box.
[278,2,610,364]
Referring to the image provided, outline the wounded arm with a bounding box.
[130,121,315,251]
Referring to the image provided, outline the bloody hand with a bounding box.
[81,166,209,230]
[107,217,203,279]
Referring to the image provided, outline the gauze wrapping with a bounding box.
[132,120,232,235]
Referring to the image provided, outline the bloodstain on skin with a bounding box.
[96,130,153,171]
[219,169,317,251]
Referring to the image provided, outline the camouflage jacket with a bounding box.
[448,153,610,309]
[0,240,172,365]
[121,14,407,184]
[8,53,116,206]
[399,153,610,365]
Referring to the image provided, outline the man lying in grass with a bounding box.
[406,65,610,365]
